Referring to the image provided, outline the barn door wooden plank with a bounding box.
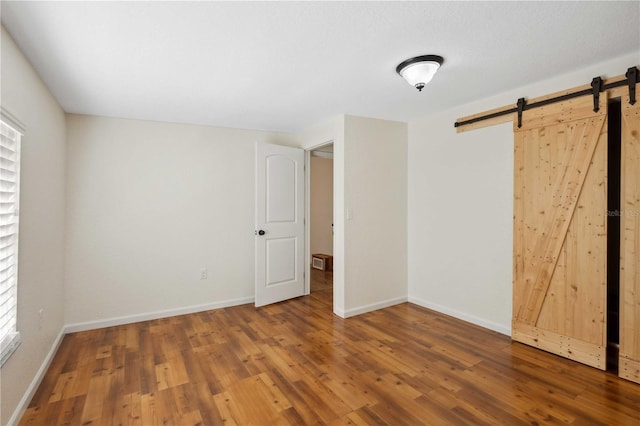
[619,100,640,384]
[515,116,606,325]
[512,95,608,370]
[513,135,525,323]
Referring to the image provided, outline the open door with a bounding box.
[255,143,305,307]
[512,95,608,370]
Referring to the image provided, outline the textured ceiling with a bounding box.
[2,1,639,133]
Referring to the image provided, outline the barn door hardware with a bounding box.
[516,98,526,128]
[626,66,637,105]
[591,77,603,112]
[454,66,640,128]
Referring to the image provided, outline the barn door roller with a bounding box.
[626,66,637,105]
[516,98,526,128]
[591,77,603,112]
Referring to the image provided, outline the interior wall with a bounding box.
[0,26,67,425]
[343,115,408,316]
[296,116,345,314]
[64,114,298,327]
[407,52,639,335]
[310,155,333,257]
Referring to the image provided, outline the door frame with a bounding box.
[304,141,335,299]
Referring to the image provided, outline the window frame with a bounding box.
[0,108,24,366]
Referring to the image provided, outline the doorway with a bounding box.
[309,143,334,306]
[607,99,622,371]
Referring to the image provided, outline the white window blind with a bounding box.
[0,118,22,366]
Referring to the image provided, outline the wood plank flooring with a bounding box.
[20,284,640,425]
[310,268,333,293]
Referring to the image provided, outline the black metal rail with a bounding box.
[454,66,639,129]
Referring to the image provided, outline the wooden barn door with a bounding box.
[512,95,608,370]
[619,100,640,383]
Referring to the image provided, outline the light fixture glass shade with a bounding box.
[396,55,443,91]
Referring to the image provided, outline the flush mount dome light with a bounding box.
[396,55,444,91]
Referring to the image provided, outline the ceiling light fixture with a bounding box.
[396,55,444,91]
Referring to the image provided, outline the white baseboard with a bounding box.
[408,296,511,336]
[65,296,255,333]
[8,328,65,426]
[342,296,408,318]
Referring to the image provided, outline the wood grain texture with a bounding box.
[512,95,608,370]
[519,116,606,324]
[19,290,640,425]
[620,99,640,384]
[514,94,606,132]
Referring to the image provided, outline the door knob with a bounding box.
[258,230,266,236]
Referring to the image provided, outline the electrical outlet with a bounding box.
[38,308,44,330]
[200,268,208,280]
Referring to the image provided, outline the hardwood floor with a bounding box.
[20,291,640,425]
[310,268,333,293]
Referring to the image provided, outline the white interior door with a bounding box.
[255,143,305,307]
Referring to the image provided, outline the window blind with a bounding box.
[0,119,22,365]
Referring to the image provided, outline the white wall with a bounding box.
[296,116,346,314]
[343,115,408,316]
[407,52,639,335]
[1,27,67,425]
[64,114,298,327]
[310,156,333,257]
